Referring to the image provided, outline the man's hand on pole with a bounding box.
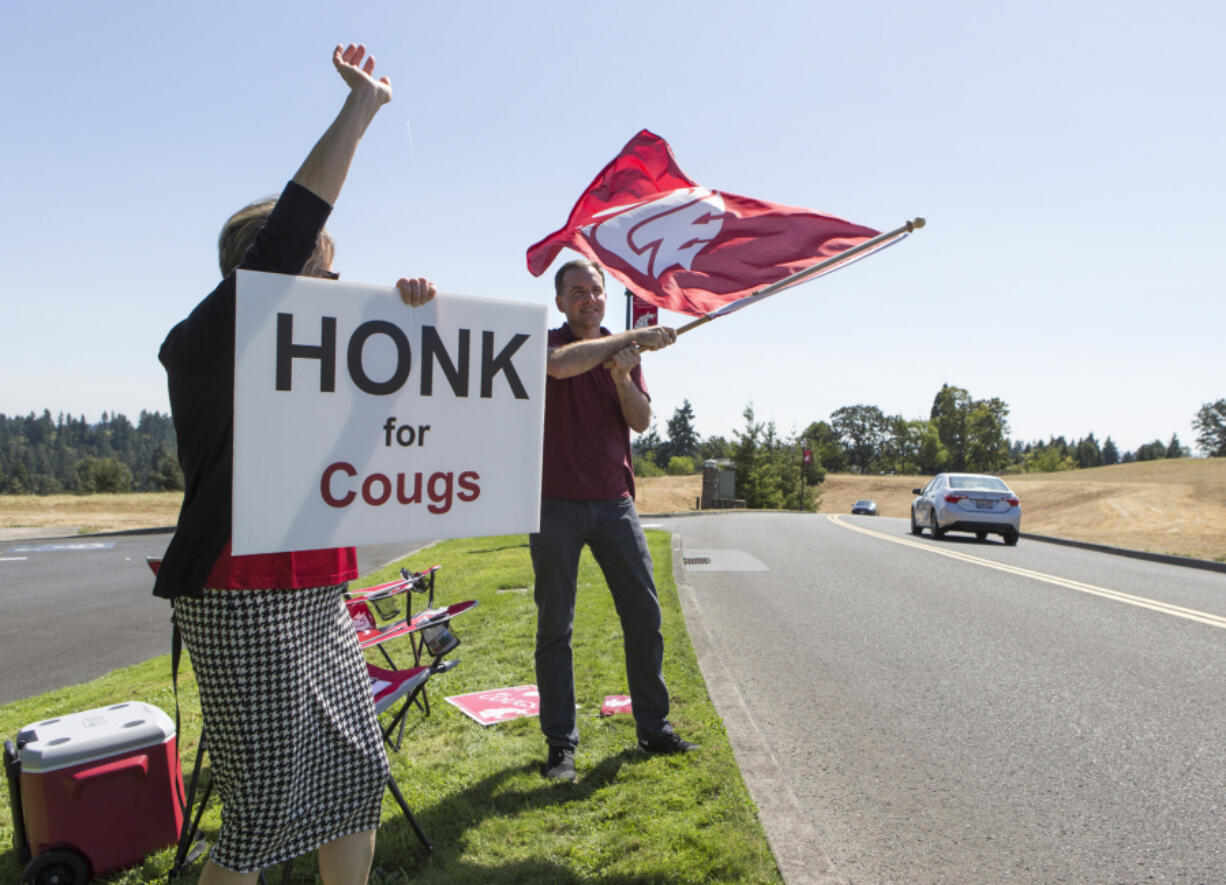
[603,344,641,377]
[632,325,677,351]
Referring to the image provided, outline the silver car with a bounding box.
[910,473,1021,545]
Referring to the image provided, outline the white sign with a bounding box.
[233,270,547,555]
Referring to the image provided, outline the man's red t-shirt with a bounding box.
[540,324,647,501]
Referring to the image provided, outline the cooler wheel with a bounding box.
[22,849,88,885]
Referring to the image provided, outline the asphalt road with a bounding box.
[665,512,1226,885]
[0,530,427,705]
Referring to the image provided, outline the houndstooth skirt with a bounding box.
[173,584,390,873]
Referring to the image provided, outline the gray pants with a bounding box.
[530,497,671,748]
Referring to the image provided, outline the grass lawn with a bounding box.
[0,531,781,884]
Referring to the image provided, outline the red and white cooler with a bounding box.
[6,702,185,882]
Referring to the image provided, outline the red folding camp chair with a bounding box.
[368,660,458,750]
[346,567,439,665]
[345,567,477,719]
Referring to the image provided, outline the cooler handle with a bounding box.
[69,754,149,798]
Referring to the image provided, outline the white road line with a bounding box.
[829,514,1226,631]
[0,556,29,562]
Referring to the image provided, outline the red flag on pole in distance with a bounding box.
[629,292,658,329]
[526,130,883,318]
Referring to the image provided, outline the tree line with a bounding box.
[633,386,1226,509]
[800,385,1197,476]
[0,410,183,494]
[5,393,1224,499]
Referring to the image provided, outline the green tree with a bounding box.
[631,425,664,469]
[87,457,133,493]
[634,457,665,478]
[879,416,946,475]
[697,435,731,461]
[930,384,1011,472]
[664,400,700,462]
[732,406,817,511]
[1193,399,1226,456]
[965,398,1011,472]
[930,384,972,470]
[1135,439,1167,461]
[154,446,185,491]
[915,420,949,474]
[5,461,30,494]
[1101,437,1120,466]
[666,455,696,475]
[73,456,99,493]
[733,406,770,507]
[1075,434,1103,469]
[830,404,889,473]
[31,475,62,494]
[1166,434,1188,459]
[801,420,848,474]
[100,459,133,492]
[1021,439,1076,473]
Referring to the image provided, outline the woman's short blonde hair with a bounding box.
[217,196,335,278]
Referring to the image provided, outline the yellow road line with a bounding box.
[828,514,1226,630]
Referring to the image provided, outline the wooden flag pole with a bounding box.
[675,217,925,336]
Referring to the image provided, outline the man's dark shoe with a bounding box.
[543,745,576,781]
[638,731,699,755]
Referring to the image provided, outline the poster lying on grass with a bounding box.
[232,270,547,555]
[446,685,542,726]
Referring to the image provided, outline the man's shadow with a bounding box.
[372,747,688,883]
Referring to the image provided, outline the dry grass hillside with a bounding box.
[3,460,1224,561]
[817,459,1226,560]
[0,492,183,539]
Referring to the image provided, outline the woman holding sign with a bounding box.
[153,44,434,885]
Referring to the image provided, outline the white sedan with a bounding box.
[911,473,1021,545]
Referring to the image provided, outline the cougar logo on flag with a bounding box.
[587,187,726,280]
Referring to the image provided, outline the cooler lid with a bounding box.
[17,702,175,774]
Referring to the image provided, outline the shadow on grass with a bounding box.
[375,749,668,883]
[463,543,530,555]
[0,847,22,884]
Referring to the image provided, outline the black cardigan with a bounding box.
[153,182,332,600]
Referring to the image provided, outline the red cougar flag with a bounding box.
[526,130,890,318]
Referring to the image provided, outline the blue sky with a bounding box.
[3,0,1222,454]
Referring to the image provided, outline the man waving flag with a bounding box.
[526,130,915,321]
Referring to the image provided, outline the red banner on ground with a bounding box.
[445,684,541,726]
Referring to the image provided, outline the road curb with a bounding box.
[87,525,178,537]
[1024,533,1226,574]
[671,535,848,885]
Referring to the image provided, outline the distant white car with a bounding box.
[911,473,1021,545]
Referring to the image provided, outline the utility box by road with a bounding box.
[701,460,744,509]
